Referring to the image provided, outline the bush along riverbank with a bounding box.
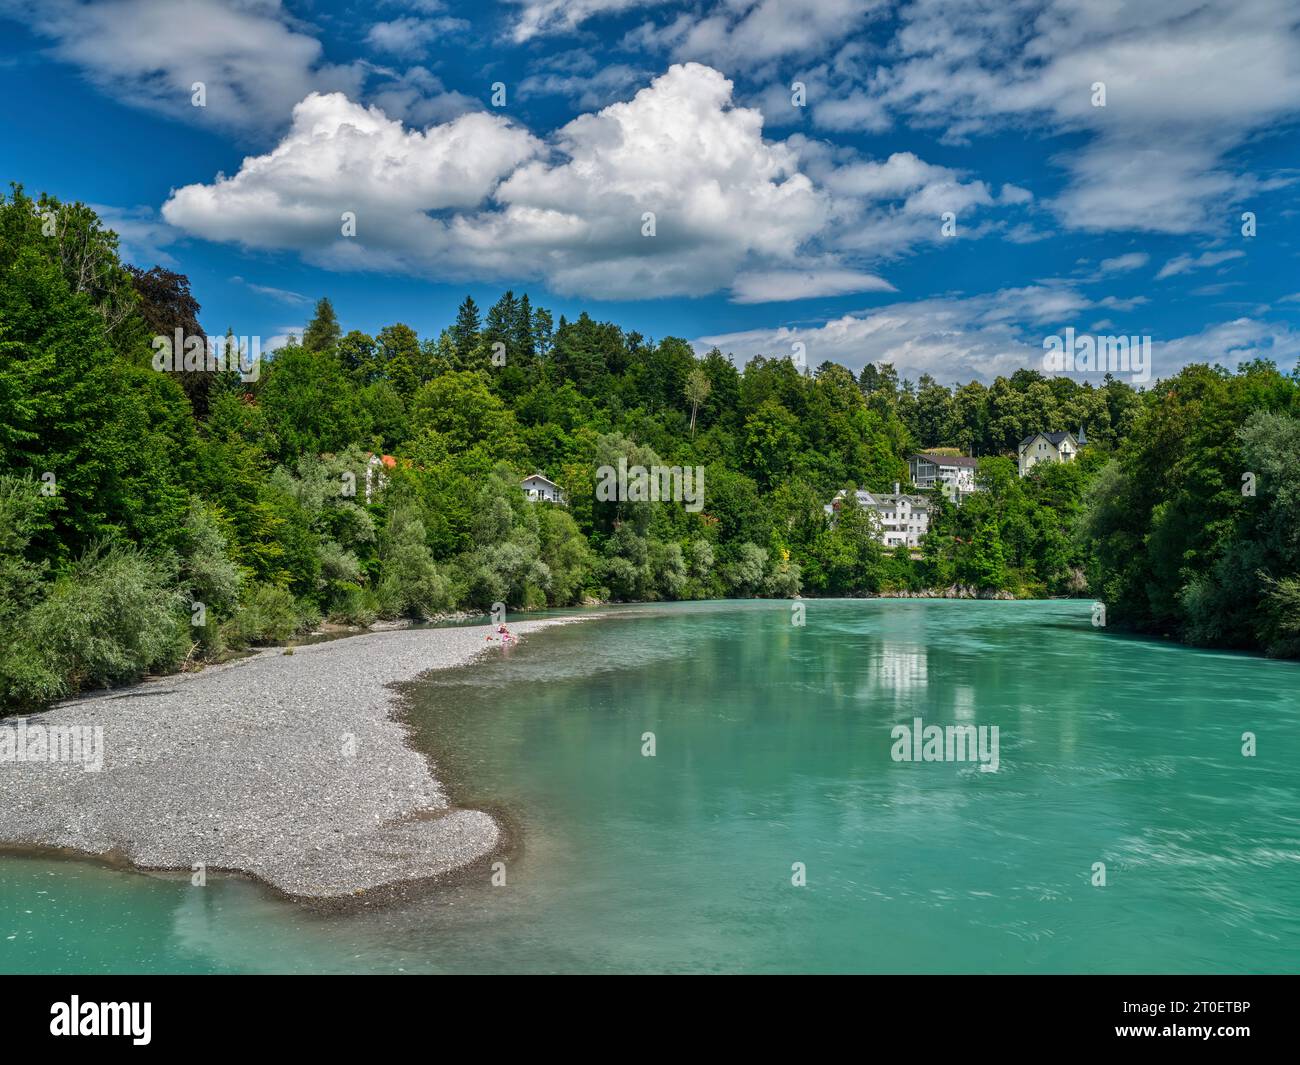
[2,186,1298,713]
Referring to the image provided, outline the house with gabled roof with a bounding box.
[1018,427,1086,477]
[521,472,566,504]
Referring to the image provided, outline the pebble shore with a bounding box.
[0,620,576,900]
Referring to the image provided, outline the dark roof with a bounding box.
[1018,431,1076,448]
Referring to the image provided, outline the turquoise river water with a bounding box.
[2,599,1297,973]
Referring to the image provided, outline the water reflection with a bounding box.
[875,643,928,696]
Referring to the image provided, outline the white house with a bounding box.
[364,452,395,503]
[521,473,566,504]
[1018,427,1085,477]
[908,452,980,502]
[824,484,930,549]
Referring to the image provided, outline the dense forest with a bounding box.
[2,186,1298,710]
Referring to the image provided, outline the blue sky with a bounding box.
[2,0,1299,385]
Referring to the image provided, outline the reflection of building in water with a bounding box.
[953,685,975,721]
[875,642,928,694]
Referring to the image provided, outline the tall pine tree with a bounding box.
[302,297,341,354]
[450,296,481,368]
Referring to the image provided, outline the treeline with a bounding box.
[1,185,1297,709]
[1079,362,1300,656]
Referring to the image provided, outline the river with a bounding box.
[2,600,1297,973]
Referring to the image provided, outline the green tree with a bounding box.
[685,367,711,437]
[450,296,482,367]
[338,330,380,383]
[378,323,429,397]
[376,501,450,619]
[410,371,523,455]
[257,343,369,462]
[743,398,801,489]
[302,297,341,354]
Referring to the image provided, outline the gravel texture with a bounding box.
[0,620,576,899]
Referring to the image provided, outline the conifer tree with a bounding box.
[302,297,341,354]
[450,296,481,367]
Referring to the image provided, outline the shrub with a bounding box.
[181,499,242,613]
[725,543,768,597]
[765,558,803,598]
[0,476,59,710]
[1260,575,1300,658]
[17,543,189,695]
[329,585,379,626]
[375,502,450,619]
[225,584,313,645]
[0,476,49,627]
[0,637,65,713]
[180,499,243,658]
[295,595,323,632]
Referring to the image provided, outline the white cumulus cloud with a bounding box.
[163,92,543,269]
[6,0,366,136]
[163,64,848,299]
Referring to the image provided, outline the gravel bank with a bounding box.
[0,620,578,900]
